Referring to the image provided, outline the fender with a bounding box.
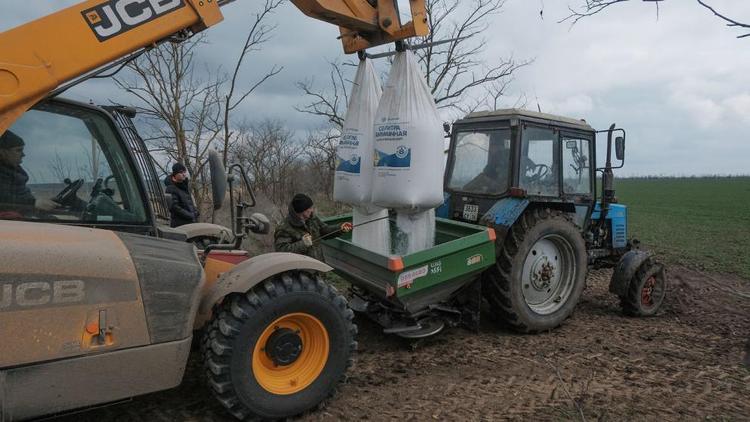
[479,197,530,246]
[196,252,332,326]
[609,250,652,297]
[174,222,233,243]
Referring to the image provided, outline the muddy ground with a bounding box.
[57,266,749,421]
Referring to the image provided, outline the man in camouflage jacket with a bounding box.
[274,193,352,261]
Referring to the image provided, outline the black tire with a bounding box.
[621,258,666,317]
[484,208,587,333]
[203,271,357,420]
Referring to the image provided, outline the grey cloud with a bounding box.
[2,1,749,175]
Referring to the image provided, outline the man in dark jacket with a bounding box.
[164,162,198,227]
[274,193,352,261]
[0,130,57,216]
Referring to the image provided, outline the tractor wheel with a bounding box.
[203,271,357,420]
[620,258,666,317]
[484,208,587,333]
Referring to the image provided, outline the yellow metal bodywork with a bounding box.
[292,0,428,53]
[0,0,223,135]
[0,221,150,367]
[0,0,428,134]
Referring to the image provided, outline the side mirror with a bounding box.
[208,150,227,210]
[615,136,625,161]
[248,212,271,235]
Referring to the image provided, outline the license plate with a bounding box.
[462,204,479,221]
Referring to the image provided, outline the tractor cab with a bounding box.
[443,109,599,228]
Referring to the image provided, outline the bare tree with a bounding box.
[562,1,750,38]
[297,0,530,121]
[49,150,75,183]
[416,0,531,114]
[229,119,306,220]
[115,2,284,211]
[221,0,284,166]
[295,0,530,194]
[303,127,340,199]
[115,36,223,206]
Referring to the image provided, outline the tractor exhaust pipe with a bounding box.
[599,123,616,227]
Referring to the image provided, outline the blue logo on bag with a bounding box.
[375,148,411,168]
[336,154,361,174]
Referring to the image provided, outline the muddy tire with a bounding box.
[621,258,666,317]
[203,271,357,420]
[484,208,587,333]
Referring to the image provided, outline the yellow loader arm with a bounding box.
[0,0,427,134]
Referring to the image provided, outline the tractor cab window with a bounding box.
[0,102,147,224]
[520,126,559,196]
[562,136,592,195]
[447,129,512,195]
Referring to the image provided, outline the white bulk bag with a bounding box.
[352,206,390,256]
[333,59,382,205]
[394,209,435,255]
[371,50,445,211]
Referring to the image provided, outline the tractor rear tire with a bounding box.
[620,258,666,317]
[203,271,357,420]
[484,208,587,333]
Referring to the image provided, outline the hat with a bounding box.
[291,193,314,213]
[0,131,24,150]
[172,162,187,176]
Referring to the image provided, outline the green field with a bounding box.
[615,177,750,279]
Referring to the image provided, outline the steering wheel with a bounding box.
[522,156,551,183]
[528,163,551,182]
[53,178,84,207]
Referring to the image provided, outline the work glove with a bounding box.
[302,234,313,247]
[340,222,353,233]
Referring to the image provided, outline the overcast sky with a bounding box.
[2,0,748,176]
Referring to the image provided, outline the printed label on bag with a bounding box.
[374,120,411,168]
[336,131,362,174]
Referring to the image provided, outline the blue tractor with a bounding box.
[440,109,666,332]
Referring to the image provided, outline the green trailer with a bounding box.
[322,215,496,338]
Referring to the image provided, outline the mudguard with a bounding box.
[174,222,233,243]
[197,252,332,323]
[609,250,653,297]
[479,197,530,245]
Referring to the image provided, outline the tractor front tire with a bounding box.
[203,271,357,420]
[485,208,587,333]
[620,258,666,317]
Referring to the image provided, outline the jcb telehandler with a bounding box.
[0,0,429,420]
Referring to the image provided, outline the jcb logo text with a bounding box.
[82,0,185,41]
[0,280,85,310]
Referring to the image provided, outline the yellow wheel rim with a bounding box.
[252,313,329,395]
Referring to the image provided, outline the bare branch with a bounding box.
[563,1,749,38]
[696,0,750,38]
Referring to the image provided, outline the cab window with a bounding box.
[562,136,592,195]
[0,102,147,224]
[519,126,559,196]
[447,129,512,195]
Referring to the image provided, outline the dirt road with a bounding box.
[57,266,749,421]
